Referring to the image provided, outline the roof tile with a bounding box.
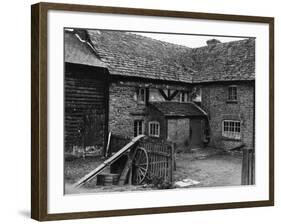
[67,30,255,83]
[150,102,206,117]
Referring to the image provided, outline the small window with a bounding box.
[228,86,237,101]
[149,121,160,137]
[179,91,189,103]
[136,88,146,103]
[134,120,144,137]
[222,120,241,140]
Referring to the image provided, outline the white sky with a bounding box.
[132,32,247,48]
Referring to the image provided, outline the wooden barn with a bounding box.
[64,30,109,155]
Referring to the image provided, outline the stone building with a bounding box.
[64,29,255,153]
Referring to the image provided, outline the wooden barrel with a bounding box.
[96,173,120,186]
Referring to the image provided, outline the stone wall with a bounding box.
[108,81,254,150]
[200,82,254,150]
[108,82,140,137]
[108,81,190,139]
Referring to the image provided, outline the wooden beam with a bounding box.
[73,135,145,188]
[158,89,169,100]
[116,80,192,91]
[167,90,179,101]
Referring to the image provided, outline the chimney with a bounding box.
[206,39,221,47]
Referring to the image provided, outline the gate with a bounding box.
[139,139,175,183]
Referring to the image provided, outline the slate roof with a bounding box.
[66,29,255,83]
[150,102,207,117]
[64,31,106,68]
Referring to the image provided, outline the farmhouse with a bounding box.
[64,29,255,155]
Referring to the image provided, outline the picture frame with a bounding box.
[31,2,274,221]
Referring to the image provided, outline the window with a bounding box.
[134,120,144,137]
[179,91,189,103]
[136,88,146,103]
[149,121,160,137]
[192,87,202,102]
[228,86,237,101]
[222,120,241,140]
[149,88,164,102]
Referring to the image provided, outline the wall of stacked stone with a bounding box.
[108,81,192,139]
[108,82,138,138]
[200,82,254,150]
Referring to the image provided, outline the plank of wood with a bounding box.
[73,135,145,188]
[118,155,130,185]
[170,143,175,183]
[119,147,138,185]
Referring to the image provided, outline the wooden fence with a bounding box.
[241,148,255,185]
[139,139,174,184]
[107,135,175,184]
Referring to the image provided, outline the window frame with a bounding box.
[179,91,189,103]
[148,121,160,137]
[134,120,144,137]
[222,120,241,140]
[227,85,238,102]
[136,87,146,104]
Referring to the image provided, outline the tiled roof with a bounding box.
[150,102,206,117]
[67,30,255,83]
[87,30,195,83]
[190,38,255,82]
[64,31,106,68]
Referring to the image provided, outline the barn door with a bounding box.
[190,118,203,149]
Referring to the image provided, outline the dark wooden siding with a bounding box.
[64,63,108,152]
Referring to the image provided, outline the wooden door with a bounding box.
[190,118,203,149]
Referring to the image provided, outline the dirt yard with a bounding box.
[64,148,242,194]
[64,156,102,184]
[174,150,242,187]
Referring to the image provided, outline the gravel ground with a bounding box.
[64,149,243,194]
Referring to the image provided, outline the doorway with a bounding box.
[190,118,203,149]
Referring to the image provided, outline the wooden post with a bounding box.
[170,143,175,183]
[118,145,138,185]
[252,150,255,184]
[118,154,130,185]
[249,149,255,185]
[249,150,252,184]
[242,148,250,185]
[105,132,111,158]
[82,135,86,159]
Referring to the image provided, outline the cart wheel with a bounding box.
[132,147,149,185]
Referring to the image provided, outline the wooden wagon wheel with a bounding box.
[132,147,149,185]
